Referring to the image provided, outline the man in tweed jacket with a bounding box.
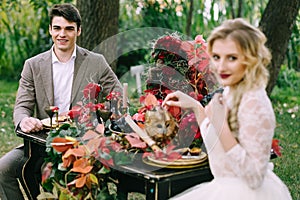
[0,3,121,199]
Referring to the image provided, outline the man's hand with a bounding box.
[20,117,43,133]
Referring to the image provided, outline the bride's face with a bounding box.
[210,37,246,87]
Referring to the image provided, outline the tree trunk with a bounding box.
[76,0,119,72]
[259,0,300,95]
[185,0,194,37]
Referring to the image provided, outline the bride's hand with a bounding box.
[162,91,203,112]
[205,93,228,132]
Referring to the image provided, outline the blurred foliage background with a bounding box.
[0,1,299,199]
[0,0,299,81]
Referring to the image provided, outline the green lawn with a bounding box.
[0,80,23,156]
[0,79,299,199]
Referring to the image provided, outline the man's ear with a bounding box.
[77,27,81,36]
[49,25,52,35]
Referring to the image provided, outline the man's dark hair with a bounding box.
[49,3,81,29]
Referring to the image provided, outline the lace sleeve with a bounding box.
[225,89,275,189]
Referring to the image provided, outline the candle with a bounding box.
[123,83,128,109]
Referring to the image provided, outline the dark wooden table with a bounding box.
[16,129,48,200]
[16,129,213,200]
[112,157,213,199]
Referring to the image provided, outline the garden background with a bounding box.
[0,0,299,199]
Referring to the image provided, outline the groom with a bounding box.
[0,3,121,199]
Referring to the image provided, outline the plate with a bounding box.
[41,116,69,128]
[143,151,208,169]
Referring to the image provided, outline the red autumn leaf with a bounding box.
[95,124,105,134]
[82,130,99,141]
[98,137,108,149]
[132,112,145,122]
[142,152,153,159]
[125,133,147,149]
[168,106,181,120]
[139,95,146,104]
[154,150,165,159]
[109,141,122,151]
[41,162,52,183]
[99,158,114,168]
[167,152,182,161]
[85,138,102,153]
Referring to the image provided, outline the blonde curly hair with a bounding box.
[207,18,271,136]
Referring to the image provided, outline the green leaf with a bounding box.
[97,166,111,174]
[89,173,99,185]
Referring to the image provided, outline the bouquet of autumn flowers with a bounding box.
[141,33,213,149]
[38,83,133,199]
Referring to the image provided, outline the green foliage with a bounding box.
[0,80,22,157]
[0,0,73,80]
[272,65,300,106]
[0,0,299,81]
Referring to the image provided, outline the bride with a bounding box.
[163,18,292,200]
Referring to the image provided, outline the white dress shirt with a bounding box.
[51,46,76,114]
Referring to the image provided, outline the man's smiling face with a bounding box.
[49,16,81,54]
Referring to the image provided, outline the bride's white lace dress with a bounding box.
[172,87,292,200]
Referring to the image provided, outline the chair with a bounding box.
[130,65,145,96]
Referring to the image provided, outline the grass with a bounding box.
[0,78,299,199]
[0,80,23,157]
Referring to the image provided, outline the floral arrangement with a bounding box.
[136,33,213,149]
[39,34,215,199]
[39,83,138,199]
[147,33,210,101]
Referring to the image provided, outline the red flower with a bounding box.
[68,105,82,120]
[83,83,101,99]
[132,112,145,122]
[272,139,282,157]
[95,103,105,110]
[51,106,59,112]
[106,91,121,100]
[85,102,96,112]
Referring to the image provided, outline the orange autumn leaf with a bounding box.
[63,146,86,159]
[71,158,93,174]
[62,147,86,168]
[51,137,75,152]
[144,93,158,107]
[62,154,76,168]
[75,174,87,188]
[137,122,145,129]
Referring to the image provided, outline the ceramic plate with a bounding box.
[146,151,207,166]
[41,116,69,128]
